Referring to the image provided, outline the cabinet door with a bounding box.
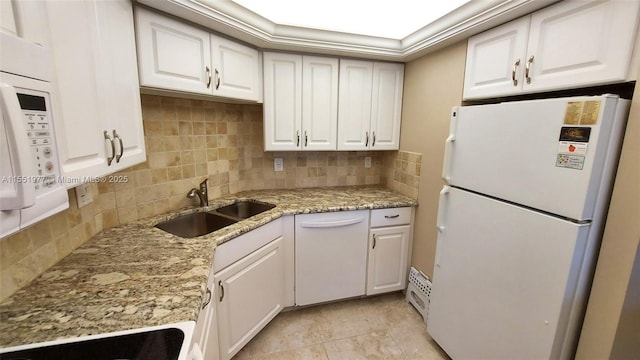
[263,52,302,151]
[44,1,107,181]
[524,0,640,93]
[215,237,285,360]
[94,0,146,172]
[463,17,530,100]
[302,56,339,150]
[337,59,373,150]
[135,7,212,95]
[192,266,219,360]
[211,35,261,102]
[370,62,404,150]
[367,225,411,295]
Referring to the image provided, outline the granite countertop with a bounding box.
[0,186,417,348]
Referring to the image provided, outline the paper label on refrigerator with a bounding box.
[563,101,583,125]
[580,101,601,125]
[559,127,591,142]
[556,154,585,170]
[558,141,588,155]
[563,101,601,125]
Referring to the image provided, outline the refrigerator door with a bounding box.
[428,186,593,359]
[443,95,628,221]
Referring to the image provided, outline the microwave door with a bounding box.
[0,83,36,211]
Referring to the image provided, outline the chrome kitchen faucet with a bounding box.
[187,178,208,207]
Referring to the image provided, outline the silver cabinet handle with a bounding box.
[525,56,534,84]
[372,234,377,249]
[201,288,212,309]
[206,66,212,89]
[384,214,400,219]
[296,130,300,147]
[372,132,376,147]
[365,131,369,147]
[218,280,224,302]
[512,59,520,86]
[214,68,220,90]
[103,130,115,166]
[113,130,123,163]
[304,130,308,147]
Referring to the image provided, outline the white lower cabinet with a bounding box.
[212,219,287,360]
[367,226,411,295]
[190,265,219,360]
[367,207,413,295]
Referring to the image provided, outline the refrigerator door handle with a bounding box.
[435,186,450,268]
[436,186,450,234]
[442,107,458,184]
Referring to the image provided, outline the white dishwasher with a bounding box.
[295,210,369,306]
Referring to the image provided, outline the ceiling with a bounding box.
[137,0,558,62]
[231,0,471,39]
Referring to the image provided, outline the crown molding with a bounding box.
[135,0,558,62]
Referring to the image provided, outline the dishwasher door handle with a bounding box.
[299,217,365,228]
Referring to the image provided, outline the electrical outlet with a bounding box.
[75,183,93,208]
[364,156,372,168]
[274,157,284,172]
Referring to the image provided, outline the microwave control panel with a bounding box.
[17,92,63,193]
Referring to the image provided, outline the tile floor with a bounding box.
[232,291,450,360]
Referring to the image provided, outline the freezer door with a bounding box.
[428,187,593,360]
[443,95,628,221]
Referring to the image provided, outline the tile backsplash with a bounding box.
[0,95,390,301]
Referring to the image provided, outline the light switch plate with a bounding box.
[274,157,284,172]
[75,183,93,208]
[364,156,372,168]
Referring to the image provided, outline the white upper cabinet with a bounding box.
[263,52,338,151]
[337,60,373,150]
[211,36,262,101]
[45,0,145,181]
[135,6,211,95]
[371,62,404,150]
[463,0,640,99]
[263,52,302,151]
[338,59,403,151]
[302,56,339,150]
[524,0,639,93]
[463,17,530,99]
[135,7,262,102]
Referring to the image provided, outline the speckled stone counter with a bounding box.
[0,186,416,348]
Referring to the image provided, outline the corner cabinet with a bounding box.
[263,52,339,151]
[338,60,404,151]
[212,219,288,360]
[135,7,262,102]
[44,0,146,182]
[463,0,640,99]
[367,207,412,295]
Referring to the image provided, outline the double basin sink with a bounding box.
[155,200,275,238]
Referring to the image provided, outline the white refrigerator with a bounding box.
[427,95,630,359]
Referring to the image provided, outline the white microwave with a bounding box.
[0,32,68,238]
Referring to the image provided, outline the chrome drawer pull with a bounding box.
[202,288,212,309]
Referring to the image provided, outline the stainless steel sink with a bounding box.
[213,200,275,219]
[155,212,237,238]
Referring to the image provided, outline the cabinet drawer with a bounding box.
[370,207,412,227]
[213,218,282,273]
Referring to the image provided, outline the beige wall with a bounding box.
[575,75,640,359]
[399,40,467,276]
